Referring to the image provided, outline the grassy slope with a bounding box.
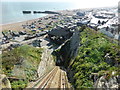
[2,45,42,88]
[69,27,120,88]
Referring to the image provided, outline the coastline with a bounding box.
[0,14,53,32]
[0,6,116,32]
[1,14,48,26]
[0,9,76,32]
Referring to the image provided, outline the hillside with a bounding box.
[53,25,119,88]
[0,6,119,89]
[1,45,43,88]
[66,26,120,88]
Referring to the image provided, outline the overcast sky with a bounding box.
[1,0,120,8]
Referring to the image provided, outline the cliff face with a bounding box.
[56,26,120,88]
[58,29,80,67]
[37,48,55,78]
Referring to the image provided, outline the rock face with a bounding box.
[48,26,73,44]
[94,75,119,89]
[58,29,80,67]
[0,74,11,89]
[37,48,55,78]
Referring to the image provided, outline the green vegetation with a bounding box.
[11,80,28,88]
[2,45,42,88]
[70,27,120,88]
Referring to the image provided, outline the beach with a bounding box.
[1,5,119,89]
[1,10,76,31]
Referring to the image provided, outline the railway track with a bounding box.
[29,66,70,89]
[60,68,69,90]
[37,66,58,89]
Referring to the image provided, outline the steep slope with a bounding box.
[2,45,43,88]
[54,29,80,67]
[56,26,120,88]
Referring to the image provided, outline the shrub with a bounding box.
[70,27,120,88]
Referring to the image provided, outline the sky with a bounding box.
[1,0,120,8]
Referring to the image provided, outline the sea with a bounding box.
[0,2,78,24]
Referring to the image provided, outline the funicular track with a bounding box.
[30,66,71,90]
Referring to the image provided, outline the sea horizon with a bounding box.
[1,2,117,25]
[1,2,78,24]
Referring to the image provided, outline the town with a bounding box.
[0,7,119,51]
[1,6,120,89]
